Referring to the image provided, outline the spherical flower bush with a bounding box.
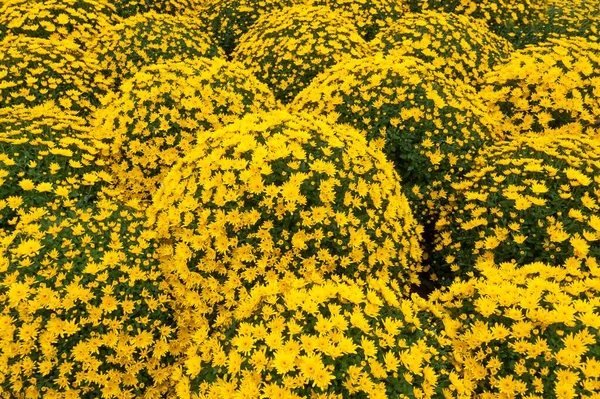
[0,197,176,398]
[292,54,505,232]
[197,0,296,56]
[232,6,372,104]
[404,0,547,48]
[428,257,600,398]
[0,36,109,116]
[148,110,424,332]
[172,274,451,398]
[92,58,280,202]
[432,130,600,284]
[0,0,120,48]
[480,36,600,135]
[370,10,513,85]
[305,0,408,40]
[0,104,112,231]
[89,11,223,89]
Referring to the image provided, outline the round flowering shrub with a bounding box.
[109,0,204,18]
[370,11,513,85]
[89,11,223,89]
[197,0,295,56]
[92,58,280,202]
[0,36,109,116]
[429,258,600,398]
[148,110,424,330]
[172,274,451,398]
[0,197,176,398]
[0,104,111,231]
[292,55,505,231]
[480,36,600,135]
[0,0,120,48]
[232,6,372,104]
[305,0,408,40]
[404,0,547,47]
[432,130,600,284]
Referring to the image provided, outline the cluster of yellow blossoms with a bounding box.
[0,0,599,397]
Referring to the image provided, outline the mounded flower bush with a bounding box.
[433,130,600,284]
[197,0,296,56]
[148,110,424,333]
[0,197,176,398]
[232,6,372,104]
[92,58,280,202]
[0,104,111,231]
[173,274,451,398]
[404,0,548,48]
[480,36,600,135]
[370,10,513,85]
[89,11,223,89]
[0,36,109,116]
[0,0,120,48]
[292,54,505,231]
[305,0,408,40]
[428,257,600,398]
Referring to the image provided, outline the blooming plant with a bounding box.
[0,104,111,231]
[0,36,108,116]
[0,197,176,398]
[232,6,372,104]
[480,36,600,135]
[370,11,513,85]
[109,0,204,18]
[92,58,280,201]
[429,258,600,398]
[148,110,424,337]
[174,274,450,398]
[433,130,600,284]
[0,0,120,48]
[89,11,223,89]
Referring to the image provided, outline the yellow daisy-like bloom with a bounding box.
[0,197,175,398]
[0,104,111,231]
[292,54,504,233]
[89,11,223,89]
[232,5,372,103]
[92,58,280,201]
[305,0,408,40]
[429,257,600,398]
[480,36,600,135]
[432,128,600,284]
[197,0,297,55]
[148,110,424,339]
[0,36,109,116]
[370,10,513,85]
[173,274,449,399]
[0,0,120,48]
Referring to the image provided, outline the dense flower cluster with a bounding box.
[0,0,120,48]
[232,6,372,103]
[428,258,600,398]
[480,36,600,135]
[92,58,280,202]
[109,0,204,18]
[405,0,547,47]
[174,274,450,398]
[148,111,424,338]
[197,0,296,56]
[0,104,111,232]
[305,0,408,40]
[370,11,513,85]
[89,12,223,89]
[0,36,108,116]
[292,54,504,232]
[433,130,600,283]
[0,197,176,397]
